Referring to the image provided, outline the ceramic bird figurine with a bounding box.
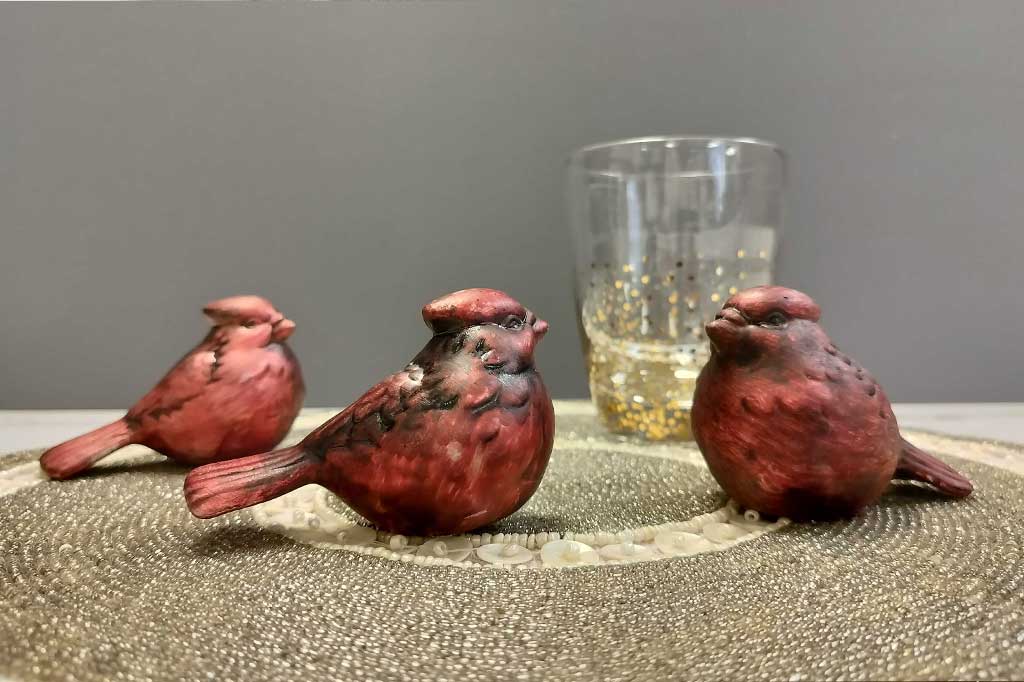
[691,286,972,520]
[184,288,555,536]
[40,296,305,480]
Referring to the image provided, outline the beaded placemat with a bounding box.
[1,401,1022,681]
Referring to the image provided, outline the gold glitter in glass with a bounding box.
[581,253,772,441]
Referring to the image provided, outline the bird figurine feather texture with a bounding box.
[40,295,305,480]
[184,288,555,537]
[691,286,972,520]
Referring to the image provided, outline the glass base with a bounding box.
[592,396,695,442]
[586,341,701,441]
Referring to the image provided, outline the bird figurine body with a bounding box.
[691,286,972,520]
[41,295,305,480]
[185,288,555,536]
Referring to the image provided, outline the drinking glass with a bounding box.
[567,136,785,440]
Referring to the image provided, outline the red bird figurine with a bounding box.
[184,288,555,536]
[40,295,305,480]
[691,286,972,520]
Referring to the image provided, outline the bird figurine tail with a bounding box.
[894,438,973,498]
[40,418,136,480]
[184,445,320,518]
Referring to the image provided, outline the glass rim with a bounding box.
[568,135,783,165]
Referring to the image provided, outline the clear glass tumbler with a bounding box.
[567,136,785,440]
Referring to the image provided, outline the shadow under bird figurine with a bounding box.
[40,296,305,480]
[691,286,972,520]
[185,288,555,536]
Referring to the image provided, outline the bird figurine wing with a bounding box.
[304,355,505,455]
[787,347,892,440]
[126,347,218,423]
[183,361,493,518]
[302,368,423,454]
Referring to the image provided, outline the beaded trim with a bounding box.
[249,486,789,569]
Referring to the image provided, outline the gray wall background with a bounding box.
[2,1,1022,409]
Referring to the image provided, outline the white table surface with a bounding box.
[0,404,1021,454]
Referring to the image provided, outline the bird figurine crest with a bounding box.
[691,286,972,520]
[40,295,305,479]
[185,288,555,536]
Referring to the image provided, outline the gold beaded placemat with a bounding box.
[1,401,1022,681]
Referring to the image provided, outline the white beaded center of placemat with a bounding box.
[249,486,787,569]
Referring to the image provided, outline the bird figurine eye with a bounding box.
[763,312,787,327]
[502,316,524,330]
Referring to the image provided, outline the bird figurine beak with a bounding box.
[533,319,549,338]
[272,318,296,342]
[705,307,746,349]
